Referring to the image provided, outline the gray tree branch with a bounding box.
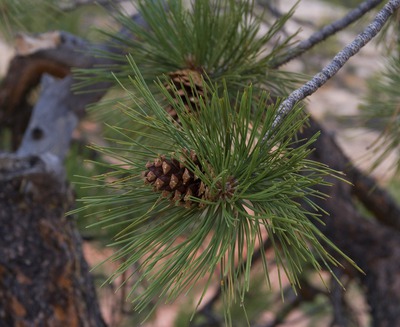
[264,0,400,140]
[271,0,384,68]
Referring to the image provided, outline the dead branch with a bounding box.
[0,31,113,151]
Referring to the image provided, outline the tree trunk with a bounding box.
[0,154,107,327]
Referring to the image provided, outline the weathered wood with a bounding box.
[0,55,70,149]
[0,31,112,151]
[16,74,79,160]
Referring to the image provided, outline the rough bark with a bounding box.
[0,154,106,327]
[299,118,400,327]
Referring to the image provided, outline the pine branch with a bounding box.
[265,0,400,140]
[271,0,384,68]
[82,0,298,98]
[76,3,361,321]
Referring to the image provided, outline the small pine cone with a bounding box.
[164,69,204,121]
[143,151,208,208]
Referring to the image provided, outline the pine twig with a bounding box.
[264,0,400,140]
[271,0,384,68]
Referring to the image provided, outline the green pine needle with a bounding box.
[359,55,400,172]
[75,58,356,324]
[74,0,302,97]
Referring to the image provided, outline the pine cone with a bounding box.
[164,69,204,121]
[143,150,207,208]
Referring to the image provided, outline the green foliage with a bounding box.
[388,173,400,202]
[0,0,106,39]
[0,0,60,35]
[359,55,400,172]
[75,0,301,97]
[65,141,112,240]
[0,129,11,152]
[74,58,354,324]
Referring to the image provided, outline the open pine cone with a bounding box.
[143,150,237,208]
[143,150,207,208]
